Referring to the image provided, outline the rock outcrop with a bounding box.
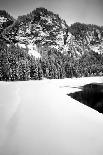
[1,8,103,58]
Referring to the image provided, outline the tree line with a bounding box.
[0,43,103,81]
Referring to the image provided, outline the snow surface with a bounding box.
[0,77,103,155]
[16,43,41,58]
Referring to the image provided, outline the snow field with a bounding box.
[0,77,103,155]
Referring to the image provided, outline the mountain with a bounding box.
[0,10,14,31]
[0,10,15,43]
[1,8,103,58]
[0,8,103,81]
[3,8,68,58]
[69,23,103,55]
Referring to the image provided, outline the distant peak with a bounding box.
[36,7,48,12]
[0,10,14,21]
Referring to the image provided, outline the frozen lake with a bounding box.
[0,77,103,155]
[68,82,103,113]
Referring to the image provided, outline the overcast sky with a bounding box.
[0,0,103,26]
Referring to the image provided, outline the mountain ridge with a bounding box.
[1,7,103,58]
[0,8,103,81]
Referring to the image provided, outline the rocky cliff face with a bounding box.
[0,10,14,31]
[3,8,68,58]
[1,8,103,58]
[69,23,103,56]
[0,10,14,44]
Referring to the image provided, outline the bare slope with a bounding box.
[0,77,103,155]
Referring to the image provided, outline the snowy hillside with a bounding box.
[1,8,103,58]
[0,77,103,155]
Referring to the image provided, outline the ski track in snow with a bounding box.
[0,77,103,155]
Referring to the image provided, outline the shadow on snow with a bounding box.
[68,83,103,114]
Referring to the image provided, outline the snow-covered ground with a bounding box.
[0,77,103,155]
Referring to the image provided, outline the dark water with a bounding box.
[68,83,103,114]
